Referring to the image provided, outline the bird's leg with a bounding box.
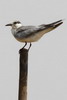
[28,42,32,51]
[22,42,27,49]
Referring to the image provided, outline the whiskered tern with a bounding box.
[5,19,63,50]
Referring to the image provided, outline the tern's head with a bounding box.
[5,21,22,29]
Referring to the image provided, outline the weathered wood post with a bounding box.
[18,48,28,100]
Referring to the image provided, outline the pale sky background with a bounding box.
[0,0,67,100]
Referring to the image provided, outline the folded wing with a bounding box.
[15,19,63,39]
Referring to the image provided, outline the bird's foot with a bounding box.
[20,42,32,51]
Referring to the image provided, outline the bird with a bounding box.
[5,19,63,50]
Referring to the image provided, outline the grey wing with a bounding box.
[15,26,43,39]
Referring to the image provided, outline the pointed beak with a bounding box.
[5,23,12,26]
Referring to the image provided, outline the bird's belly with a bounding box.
[15,31,45,42]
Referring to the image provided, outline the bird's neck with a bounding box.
[11,28,16,36]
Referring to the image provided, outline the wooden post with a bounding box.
[18,48,28,100]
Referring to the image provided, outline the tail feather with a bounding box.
[52,21,63,28]
[37,19,64,35]
[48,19,63,28]
[49,19,63,25]
[39,19,64,29]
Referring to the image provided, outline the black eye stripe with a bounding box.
[13,21,20,24]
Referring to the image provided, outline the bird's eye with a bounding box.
[13,22,17,24]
